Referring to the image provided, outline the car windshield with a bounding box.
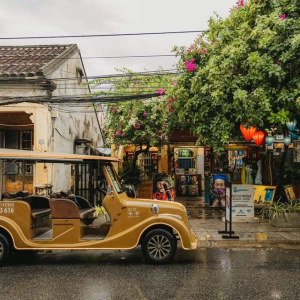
[105,164,122,193]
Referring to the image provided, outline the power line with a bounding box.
[0,54,176,60]
[0,30,207,40]
[83,54,176,59]
[0,69,179,82]
[0,93,164,106]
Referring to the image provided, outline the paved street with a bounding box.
[1,247,300,300]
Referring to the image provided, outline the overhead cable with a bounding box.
[0,30,207,40]
[0,93,163,106]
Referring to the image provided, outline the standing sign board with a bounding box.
[225,184,231,222]
[232,184,254,222]
[218,180,239,239]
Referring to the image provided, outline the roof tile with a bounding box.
[0,44,73,77]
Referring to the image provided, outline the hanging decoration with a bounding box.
[289,126,299,141]
[252,131,266,146]
[283,136,292,146]
[240,124,257,141]
[265,136,274,146]
[286,119,297,131]
[240,124,257,158]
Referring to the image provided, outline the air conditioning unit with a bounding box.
[75,145,90,155]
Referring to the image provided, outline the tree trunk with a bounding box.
[274,144,288,202]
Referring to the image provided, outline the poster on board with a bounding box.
[231,184,254,222]
[210,174,230,207]
[225,185,231,222]
[152,173,175,201]
[254,185,276,204]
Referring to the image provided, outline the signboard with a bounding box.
[218,180,239,239]
[232,184,254,222]
[254,185,276,204]
[225,185,231,222]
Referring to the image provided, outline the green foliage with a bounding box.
[118,161,144,188]
[261,199,300,221]
[261,200,287,220]
[89,68,177,150]
[170,0,300,152]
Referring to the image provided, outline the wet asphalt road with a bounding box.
[0,246,300,300]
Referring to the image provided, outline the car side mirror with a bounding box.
[107,185,113,195]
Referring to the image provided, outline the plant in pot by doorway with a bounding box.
[261,199,300,228]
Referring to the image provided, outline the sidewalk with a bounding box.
[176,197,300,249]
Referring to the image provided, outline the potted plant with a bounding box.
[261,199,300,228]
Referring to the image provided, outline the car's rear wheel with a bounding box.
[141,229,177,264]
[0,233,11,266]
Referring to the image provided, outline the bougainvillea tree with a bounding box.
[170,0,300,153]
[89,68,176,176]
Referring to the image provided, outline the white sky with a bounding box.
[0,0,237,77]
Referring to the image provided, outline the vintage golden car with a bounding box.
[0,148,197,265]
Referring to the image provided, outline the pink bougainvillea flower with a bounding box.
[200,48,207,53]
[157,89,165,95]
[276,61,280,65]
[111,134,115,138]
[119,123,124,127]
[169,108,174,113]
[236,0,244,6]
[115,129,121,136]
[133,123,141,130]
[172,81,177,85]
[280,14,286,19]
[110,106,115,110]
[184,59,196,72]
[143,112,147,117]
[155,128,159,134]
[131,110,134,114]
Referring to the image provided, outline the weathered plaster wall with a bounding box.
[0,46,103,194]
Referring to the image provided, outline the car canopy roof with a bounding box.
[0,148,121,164]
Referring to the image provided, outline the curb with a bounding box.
[198,240,300,249]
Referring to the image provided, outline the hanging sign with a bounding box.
[231,184,254,222]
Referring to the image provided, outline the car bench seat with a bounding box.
[49,198,96,221]
[1,191,51,219]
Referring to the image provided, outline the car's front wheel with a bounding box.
[0,233,11,266]
[141,229,177,264]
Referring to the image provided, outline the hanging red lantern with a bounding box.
[252,131,266,146]
[240,124,257,141]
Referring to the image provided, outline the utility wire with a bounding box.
[0,93,163,106]
[0,69,179,82]
[0,54,176,60]
[0,30,207,40]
